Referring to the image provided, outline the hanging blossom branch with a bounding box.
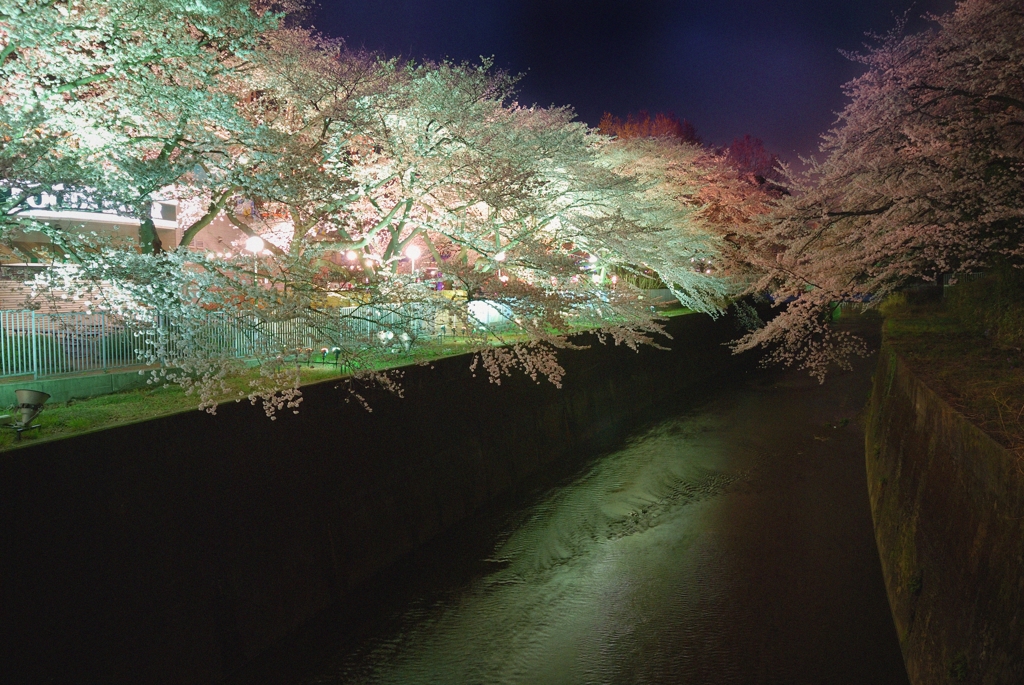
[723,0,1024,381]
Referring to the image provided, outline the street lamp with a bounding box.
[245,235,265,279]
[405,244,421,278]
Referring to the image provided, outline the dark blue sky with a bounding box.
[312,0,957,162]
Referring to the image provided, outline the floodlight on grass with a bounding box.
[1,389,51,442]
[16,389,49,426]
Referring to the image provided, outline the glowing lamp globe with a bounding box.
[245,235,265,254]
[405,244,422,260]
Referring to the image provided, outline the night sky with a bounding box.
[312,0,957,162]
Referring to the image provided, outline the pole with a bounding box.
[31,310,38,380]
[101,312,107,371]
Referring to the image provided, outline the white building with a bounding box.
[1,193,251,311]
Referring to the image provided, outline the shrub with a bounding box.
[945,266,1024,345]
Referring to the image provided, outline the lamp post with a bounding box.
[245,235,265,280]
[405,244,421,279]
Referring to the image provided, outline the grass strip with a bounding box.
[1,309,694,451]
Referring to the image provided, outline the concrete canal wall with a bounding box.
[866,348,1024,685]
[0,312,750,685]
[0,368,152,406]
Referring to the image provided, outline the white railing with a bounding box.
[0,305,438,380]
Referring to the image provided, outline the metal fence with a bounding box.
[0,310,136,379]
[0,305,438,380]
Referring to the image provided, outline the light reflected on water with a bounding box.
[307,367,907,685]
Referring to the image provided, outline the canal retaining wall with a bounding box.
[865,348,1024,685]
[0,312,749,685]
[0,367,152,406]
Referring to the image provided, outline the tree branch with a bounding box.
[910,83,1024,112]
[224,209,285,255]
[178,187,237,248]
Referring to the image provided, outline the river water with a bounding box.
[237,345,909,685]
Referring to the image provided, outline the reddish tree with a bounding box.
[725,134,780,179]
[598,111,701,144]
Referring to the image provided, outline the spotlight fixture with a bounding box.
[0,389,51,441]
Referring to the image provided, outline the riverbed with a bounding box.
[233,343,908,685]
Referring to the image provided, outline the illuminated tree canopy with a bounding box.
[0,0,277,249]
[9,0,1008,403]
[0,0,750,413]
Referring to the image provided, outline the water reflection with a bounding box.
[303,365,907,685]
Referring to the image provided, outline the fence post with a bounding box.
[31,310,38,380]
[101,312,107,371]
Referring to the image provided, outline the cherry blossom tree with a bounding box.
[3,3,743,415]
[0,0,279,254]
[725,134,780,181]
[0,0,321,412]
[730,0,1024,381]
[193,42,738,403]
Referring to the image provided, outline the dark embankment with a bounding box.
[0,313,749,685]
[866,348,1024,684]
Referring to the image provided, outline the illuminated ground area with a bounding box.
[231,322,907,685]
[0,308,692,450]
[0,340,471,449]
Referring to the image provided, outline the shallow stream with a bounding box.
[238,350,908,685]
